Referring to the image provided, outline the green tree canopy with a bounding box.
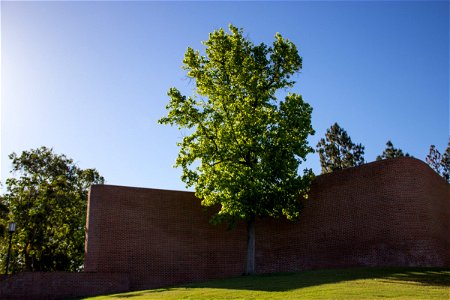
[426,140,450,183]
[159,25,315,274]
[376,140,410,161]
[316,122,365,174]
[1,147,104,272]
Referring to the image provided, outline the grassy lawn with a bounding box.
[84,267,450,300]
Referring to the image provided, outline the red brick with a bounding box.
[85,157,449,289]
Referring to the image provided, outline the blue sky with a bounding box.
[1,1,448,191]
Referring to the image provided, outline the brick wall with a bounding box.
[84,180,247,290]
[85,157,449,290]
[0,272,129,300]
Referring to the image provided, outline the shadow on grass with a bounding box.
[104,288,175,298]
[182,267,450,292]
[107,292,145,298]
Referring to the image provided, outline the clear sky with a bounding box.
[1,1,449,191]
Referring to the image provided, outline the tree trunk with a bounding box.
[244,218,255,275]
[24,243,32,271]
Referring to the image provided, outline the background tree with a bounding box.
[426,140,450,183]
[376,140,410,161]
[0,197,8,237]
[159,25,315,275]
[316,122,365,174]
[0,197,9,270]
[1,147,104,272]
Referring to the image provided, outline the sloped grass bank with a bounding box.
[84,267,450,300]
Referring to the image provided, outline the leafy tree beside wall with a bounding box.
[1,147,104,272]
[426,140,450,183]
[0,198,9,267]
[159,25,315,275]
[376,140,410,161]
[316,123,365,174]
[0,198,8,237]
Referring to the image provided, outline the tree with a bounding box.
[426,140,450,183]
[316,122,365,174]
[376,140,410,161]
[159,25,315,275]
[0,197,8,265]
[1,147,104,272]
[442,142,450,182]
[0,197,8,237]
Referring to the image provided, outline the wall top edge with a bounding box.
[90,157,446,193]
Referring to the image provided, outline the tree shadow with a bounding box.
[379,269,450,287]
[101,288,176,299]
[106,292,145,298]
[184,267,450,292]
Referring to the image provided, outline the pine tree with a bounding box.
[316,123,365,174]
[426,140,450,182]
[376,140,410,160]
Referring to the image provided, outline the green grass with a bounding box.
[84,267,450,300]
